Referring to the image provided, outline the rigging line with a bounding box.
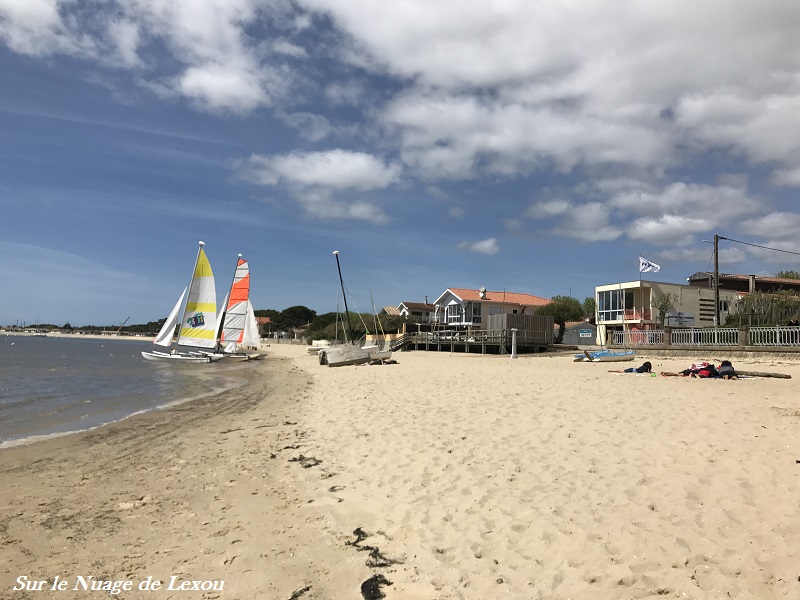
[719,236,800,257]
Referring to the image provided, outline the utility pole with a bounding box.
[713,234,720,327]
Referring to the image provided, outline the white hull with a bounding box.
[319,344,371,367]
[141,350,222,363]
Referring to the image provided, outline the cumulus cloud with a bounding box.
[525,199,622,242]
[105,19,142,67]
[3,0,800,252]
[240,149,400,190]
[627,215,712,246]
[238,149,400,222]
[739,212,800,239]
[276,111,333,142]
[293,188,388,224]
[457,238,499,255]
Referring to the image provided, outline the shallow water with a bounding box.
[0,334,254,446]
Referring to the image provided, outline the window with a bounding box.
[472,303,482,324]
[598,290,626,322]
[446,303,462,324]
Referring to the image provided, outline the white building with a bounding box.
[595,280,739,343]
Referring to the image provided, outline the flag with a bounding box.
[639,256,661,273]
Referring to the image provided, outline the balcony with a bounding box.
[598,309,652,323]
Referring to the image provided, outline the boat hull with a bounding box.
[363,345,392,361]
[577,350,635,362]
[141,350,222,363]
[319,344,371,367]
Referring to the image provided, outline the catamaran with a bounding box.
[141,242,222,363]
[209,255,264,360]
[318,250,371,367]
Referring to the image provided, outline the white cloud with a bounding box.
[448,206,464,219]
[627,215,712,246]
[241,149,400,190]
[272,38,307,58]
[0,0,95,56]
[739,212,800,239]
[457,238,498,255]
[771,167,800,187]
[277,111,332,142]
[106,19,141,67]
[528,198,570,218]
[176,62,269,113]
[609,182,760,220]
[238,149,399,223]
[325,80,366,107]
[294,189,388,224]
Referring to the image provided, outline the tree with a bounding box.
[279,305,317,329]
[581,297,596,320]
[776,270,800,280]
[651,292,678,328]
[535,295,584,343]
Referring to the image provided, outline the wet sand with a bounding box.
[2,345,800,599]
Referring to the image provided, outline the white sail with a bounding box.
[215,292,229,338]
[153,288,187,347]
[242,300,260,348]
[177,246,217,349]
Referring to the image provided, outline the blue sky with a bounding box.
[2,1,800,327]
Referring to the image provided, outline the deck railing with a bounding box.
[609,326,800,348]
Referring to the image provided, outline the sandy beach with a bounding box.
[2,345,799,599]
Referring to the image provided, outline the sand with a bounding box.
[2,345,799,600]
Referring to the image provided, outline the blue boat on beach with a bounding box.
[575,349,636,362]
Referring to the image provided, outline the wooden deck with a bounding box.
[400,329,550,354]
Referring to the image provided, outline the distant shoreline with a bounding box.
[1,330,153,342]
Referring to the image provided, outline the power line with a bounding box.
[719,236,800,257]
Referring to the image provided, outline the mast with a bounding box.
[370,289,379,342]
[333,250,355,343]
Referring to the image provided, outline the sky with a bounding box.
[2,0,800,327]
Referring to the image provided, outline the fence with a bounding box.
[610,326,800,348]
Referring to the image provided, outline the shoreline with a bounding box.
[1,347,372,599]
[2,346,800,598]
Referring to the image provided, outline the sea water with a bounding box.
[0,334,253,447]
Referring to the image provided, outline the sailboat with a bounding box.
[141,241,222,363]
[204,256,264,360]
[318,251,371,367]
[362,290,392,361]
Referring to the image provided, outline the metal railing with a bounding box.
[670,327,739,346]
[749,326,800,347]
[609,326,800,348]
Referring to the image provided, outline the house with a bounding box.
[381,305,401,317]
[558,320,597,345]
[594,279,740,343]
[687,272,800,294]
[431,287,550,329]
[396,301,437,322]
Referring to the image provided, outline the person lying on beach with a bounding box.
[661,361,739,379]
[609,361,652,374]
[717,360,739,380]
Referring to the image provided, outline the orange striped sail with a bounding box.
[220,258,250,348]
